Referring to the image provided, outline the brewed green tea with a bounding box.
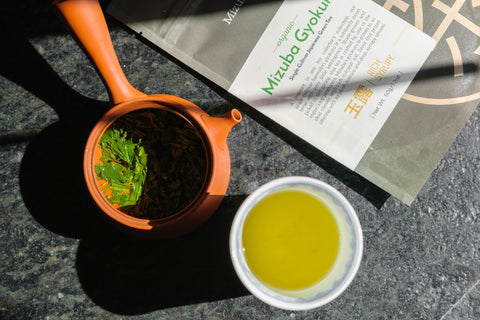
[242,187,340,290]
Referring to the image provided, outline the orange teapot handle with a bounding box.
[52,0,146,105]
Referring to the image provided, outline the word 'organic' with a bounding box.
[262,0,333,96]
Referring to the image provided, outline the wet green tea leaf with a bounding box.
[94,127,147,207]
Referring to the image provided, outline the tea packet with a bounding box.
[107,0,480,204]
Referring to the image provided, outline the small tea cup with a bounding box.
[229,176,363,310]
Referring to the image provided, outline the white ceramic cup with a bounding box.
[229,176,363,310]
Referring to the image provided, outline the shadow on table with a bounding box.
[75,195,249,313]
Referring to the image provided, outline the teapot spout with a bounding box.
[202,109,242,149]
[221,109,242,130]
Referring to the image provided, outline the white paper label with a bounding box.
[229,0,435,169]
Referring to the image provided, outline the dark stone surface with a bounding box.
[1,1,479,319]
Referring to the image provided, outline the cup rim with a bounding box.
[229,176,363,310]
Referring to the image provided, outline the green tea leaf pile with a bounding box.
[95,127,148,207]
[95,109,207,219]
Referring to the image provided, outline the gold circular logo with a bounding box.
[381,0,480,105]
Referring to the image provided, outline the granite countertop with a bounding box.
[1,1,480,319]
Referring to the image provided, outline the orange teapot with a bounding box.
[53,0,241,238]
